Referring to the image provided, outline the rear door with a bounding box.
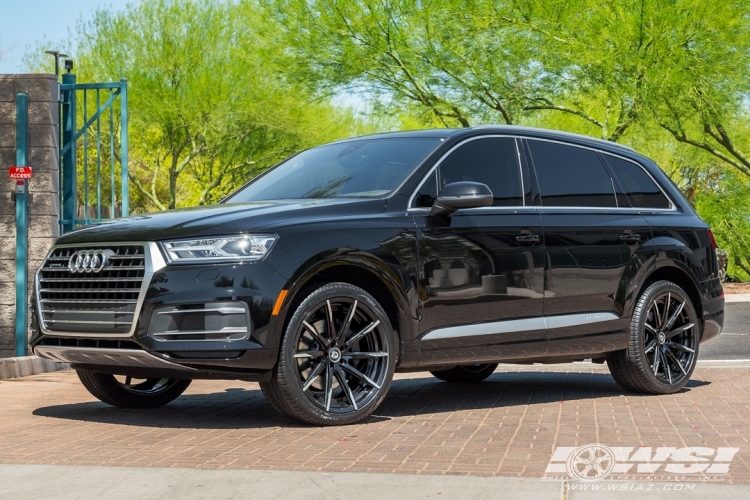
[524,139,651,357]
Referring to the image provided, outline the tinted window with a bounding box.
[605,155,670,209]
[438,137,523,206]
[229,138,440,201]
[528,140,616,207]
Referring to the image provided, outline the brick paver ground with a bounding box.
[1,365,749,483]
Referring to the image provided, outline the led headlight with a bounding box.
[161,234,277,264]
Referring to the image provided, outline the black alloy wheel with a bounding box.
[76,370,192,408]
[261,283,396,426]
[608,280,700,394]
[430,363,499,383]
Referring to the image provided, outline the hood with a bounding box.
[57,198,386,244]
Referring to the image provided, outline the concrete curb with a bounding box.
[0,355,69,380]
[725,293,750,303]
[1,464,749,500]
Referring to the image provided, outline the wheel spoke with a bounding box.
[664,346,688,376]
[293,350,324,359]
[334,365,358,410]
[665,322,695,339]
[644,338,657,354]
[303,320,330,348]
[664,300,685,331]
[345,320,380,348]
[336,300,358,347]
[343,351,389,359]
[301,361,326,391]
[661,348,672,383]
[667,341,694,354]
[324,363,333,412]
[644,322,658,335]
[650,303,660,330]
[325,300,338,346]
[125,376,132,386]
[652,347,661,375]
[341,363,381,389]
[661,293,671,330]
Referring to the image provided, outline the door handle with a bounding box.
[516,233,540,244]
[620,232,641,243]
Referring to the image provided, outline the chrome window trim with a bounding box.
[35,241,165,339]
[524,137,677,211]
[420,312,620,341]
[407,135,526,211]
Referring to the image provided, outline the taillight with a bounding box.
[707,228,717,250]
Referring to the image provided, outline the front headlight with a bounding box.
[161,234,278,264]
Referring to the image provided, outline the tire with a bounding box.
[607,280,700,394]
[77,370,192,408]
[260,282,396,426]
[430,363,499,383]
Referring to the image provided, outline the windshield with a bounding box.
[227,138,441,201]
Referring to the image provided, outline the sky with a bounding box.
[0,0,127,73]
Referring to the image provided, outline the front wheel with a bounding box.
[261,283,396,426]
[607,280,700,394]
[77,370,192,408]
[430,363,499,383]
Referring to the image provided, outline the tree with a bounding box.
[47,0,363,212]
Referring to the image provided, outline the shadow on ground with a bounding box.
[31,371,709,430]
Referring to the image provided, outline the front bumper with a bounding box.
[31,241,288,379]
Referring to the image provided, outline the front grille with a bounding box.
[38,245,146,334]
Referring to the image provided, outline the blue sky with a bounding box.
[0,0,127,73]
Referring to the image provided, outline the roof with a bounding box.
[329,125,635,153]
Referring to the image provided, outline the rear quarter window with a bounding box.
[604,155,671,209]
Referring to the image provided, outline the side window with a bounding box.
[605,155,671,209]
[438,137,523,206]
[528,140,617,208]
[413,170,438,208]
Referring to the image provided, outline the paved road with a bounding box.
[701,303,750,360]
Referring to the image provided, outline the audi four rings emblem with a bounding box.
[68,250,110,274]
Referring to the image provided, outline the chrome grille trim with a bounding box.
[35,241,166,338]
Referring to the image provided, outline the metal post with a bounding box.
[61,72,77,232]
[15,94,29,357]
[120,79,129,217]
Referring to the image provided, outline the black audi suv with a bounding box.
[31,125,725,425]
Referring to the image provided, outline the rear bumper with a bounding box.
[700,295,725,343]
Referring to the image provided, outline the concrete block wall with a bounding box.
[0,74,59,358]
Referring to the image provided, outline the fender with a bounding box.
[265,245,419,366]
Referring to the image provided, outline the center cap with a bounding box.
[657,332,666,345]
[328,347,342,363]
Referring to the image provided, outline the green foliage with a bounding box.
[695,172,750,280]
[28,0,366,212]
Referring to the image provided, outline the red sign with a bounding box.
[9,166,32,179]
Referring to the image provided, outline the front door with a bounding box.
[413,136,546,365]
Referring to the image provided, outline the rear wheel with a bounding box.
[607,280,700,394]
[261,283,396,426]
[430,363,499,383]
[77,370,192,408]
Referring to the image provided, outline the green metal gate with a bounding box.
[59,73,129,233]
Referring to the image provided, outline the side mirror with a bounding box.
[430,181,493,216]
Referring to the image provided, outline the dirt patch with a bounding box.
[723,281,750,294]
